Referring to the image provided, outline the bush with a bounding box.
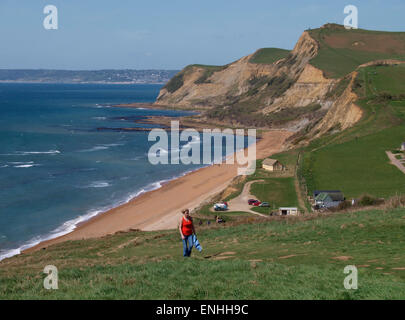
[337,200,352,210]
[165,72,184,93]
[358,194,378,206]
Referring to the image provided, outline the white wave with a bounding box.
[0,248,21,261]
[0,150,60,156]
[9,161,34,164]
[79,146,109,152]
[0,165,8,168]
[85,181,111,188]
[0,208,104,262]
[92,117,107,120]
[13,164,39,168]
[15,150,60,155]
[78,143,123,153]
[102,143,124,147]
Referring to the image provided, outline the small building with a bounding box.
[278,207,298,216]
[401,142,405,151]
[314,191,344,208]
[262,158,285,172]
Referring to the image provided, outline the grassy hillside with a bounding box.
[249,48,290,64]
[308,24,405,78]
[1,207,405,299]
[300,63,405,198]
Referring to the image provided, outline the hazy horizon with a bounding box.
[0,0,404,70]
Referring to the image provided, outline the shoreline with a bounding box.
[21,129,292,256]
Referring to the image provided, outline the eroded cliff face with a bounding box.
[155,54,279,107]
[155,30,364,144]
[156,31,321,109]
[313,72,363,137]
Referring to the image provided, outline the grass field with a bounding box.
[250,177,299,214]
[1,207,405,299]
[301,63,405,199]
[249,48,290,64]
[308,25,405,78]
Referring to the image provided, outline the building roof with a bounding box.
[315,192,332,202]
[263,158,279,166]
[279,207,298,210]
[314,191,344,201]
[313,190,342,197]
[329,192,344,201]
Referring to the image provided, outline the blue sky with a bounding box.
[0,0,404,70]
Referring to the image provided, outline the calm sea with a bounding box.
[0,83,252,260]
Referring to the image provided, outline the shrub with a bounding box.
[358,194,378,206]
[165,72,184,93]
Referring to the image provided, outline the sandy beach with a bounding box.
[25,130,292,253]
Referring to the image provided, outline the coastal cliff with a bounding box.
[155,24,405,144]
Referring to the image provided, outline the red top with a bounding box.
[181,217,193,236]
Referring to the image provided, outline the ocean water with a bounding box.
[0,83,253,260]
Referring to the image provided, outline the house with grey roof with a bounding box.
[314,190,344,209]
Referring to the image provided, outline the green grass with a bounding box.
[303,125,405,198]
[192,64,228,84]
[301,64,405,198]
[250,177,299,214]
[367,64,405,95]
[249,48,290,64]
[164,71,184,93]
[1,208,405,299]
[308,25,405,78]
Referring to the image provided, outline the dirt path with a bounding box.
[386,151,405,174]
[227,180,268,217]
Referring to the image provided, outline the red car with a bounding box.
[252,201,262,206]
[248,199,261,206]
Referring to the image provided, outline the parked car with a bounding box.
[214,202,228,211]
[248,199,259,205]
[252,201,262,206]
[259,202,270,207]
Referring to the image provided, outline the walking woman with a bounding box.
[179,209,196,257]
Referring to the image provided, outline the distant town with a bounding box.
[0,69,179,84]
